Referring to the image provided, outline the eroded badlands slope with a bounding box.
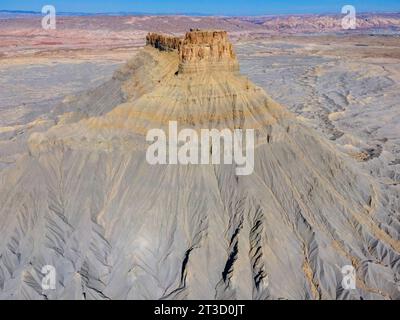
[0,31,399,300]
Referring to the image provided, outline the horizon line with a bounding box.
[1,9,400,18]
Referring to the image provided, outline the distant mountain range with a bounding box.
[0,9,399,17]
[0,10,215,17]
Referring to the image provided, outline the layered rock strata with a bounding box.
[146,30,239,73]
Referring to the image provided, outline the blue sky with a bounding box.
[1,0,399,15]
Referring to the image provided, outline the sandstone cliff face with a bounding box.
[146,30,239,73]
[146,33,182,52]
[179,30,239,73]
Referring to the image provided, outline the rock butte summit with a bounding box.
[146,30,239,73]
